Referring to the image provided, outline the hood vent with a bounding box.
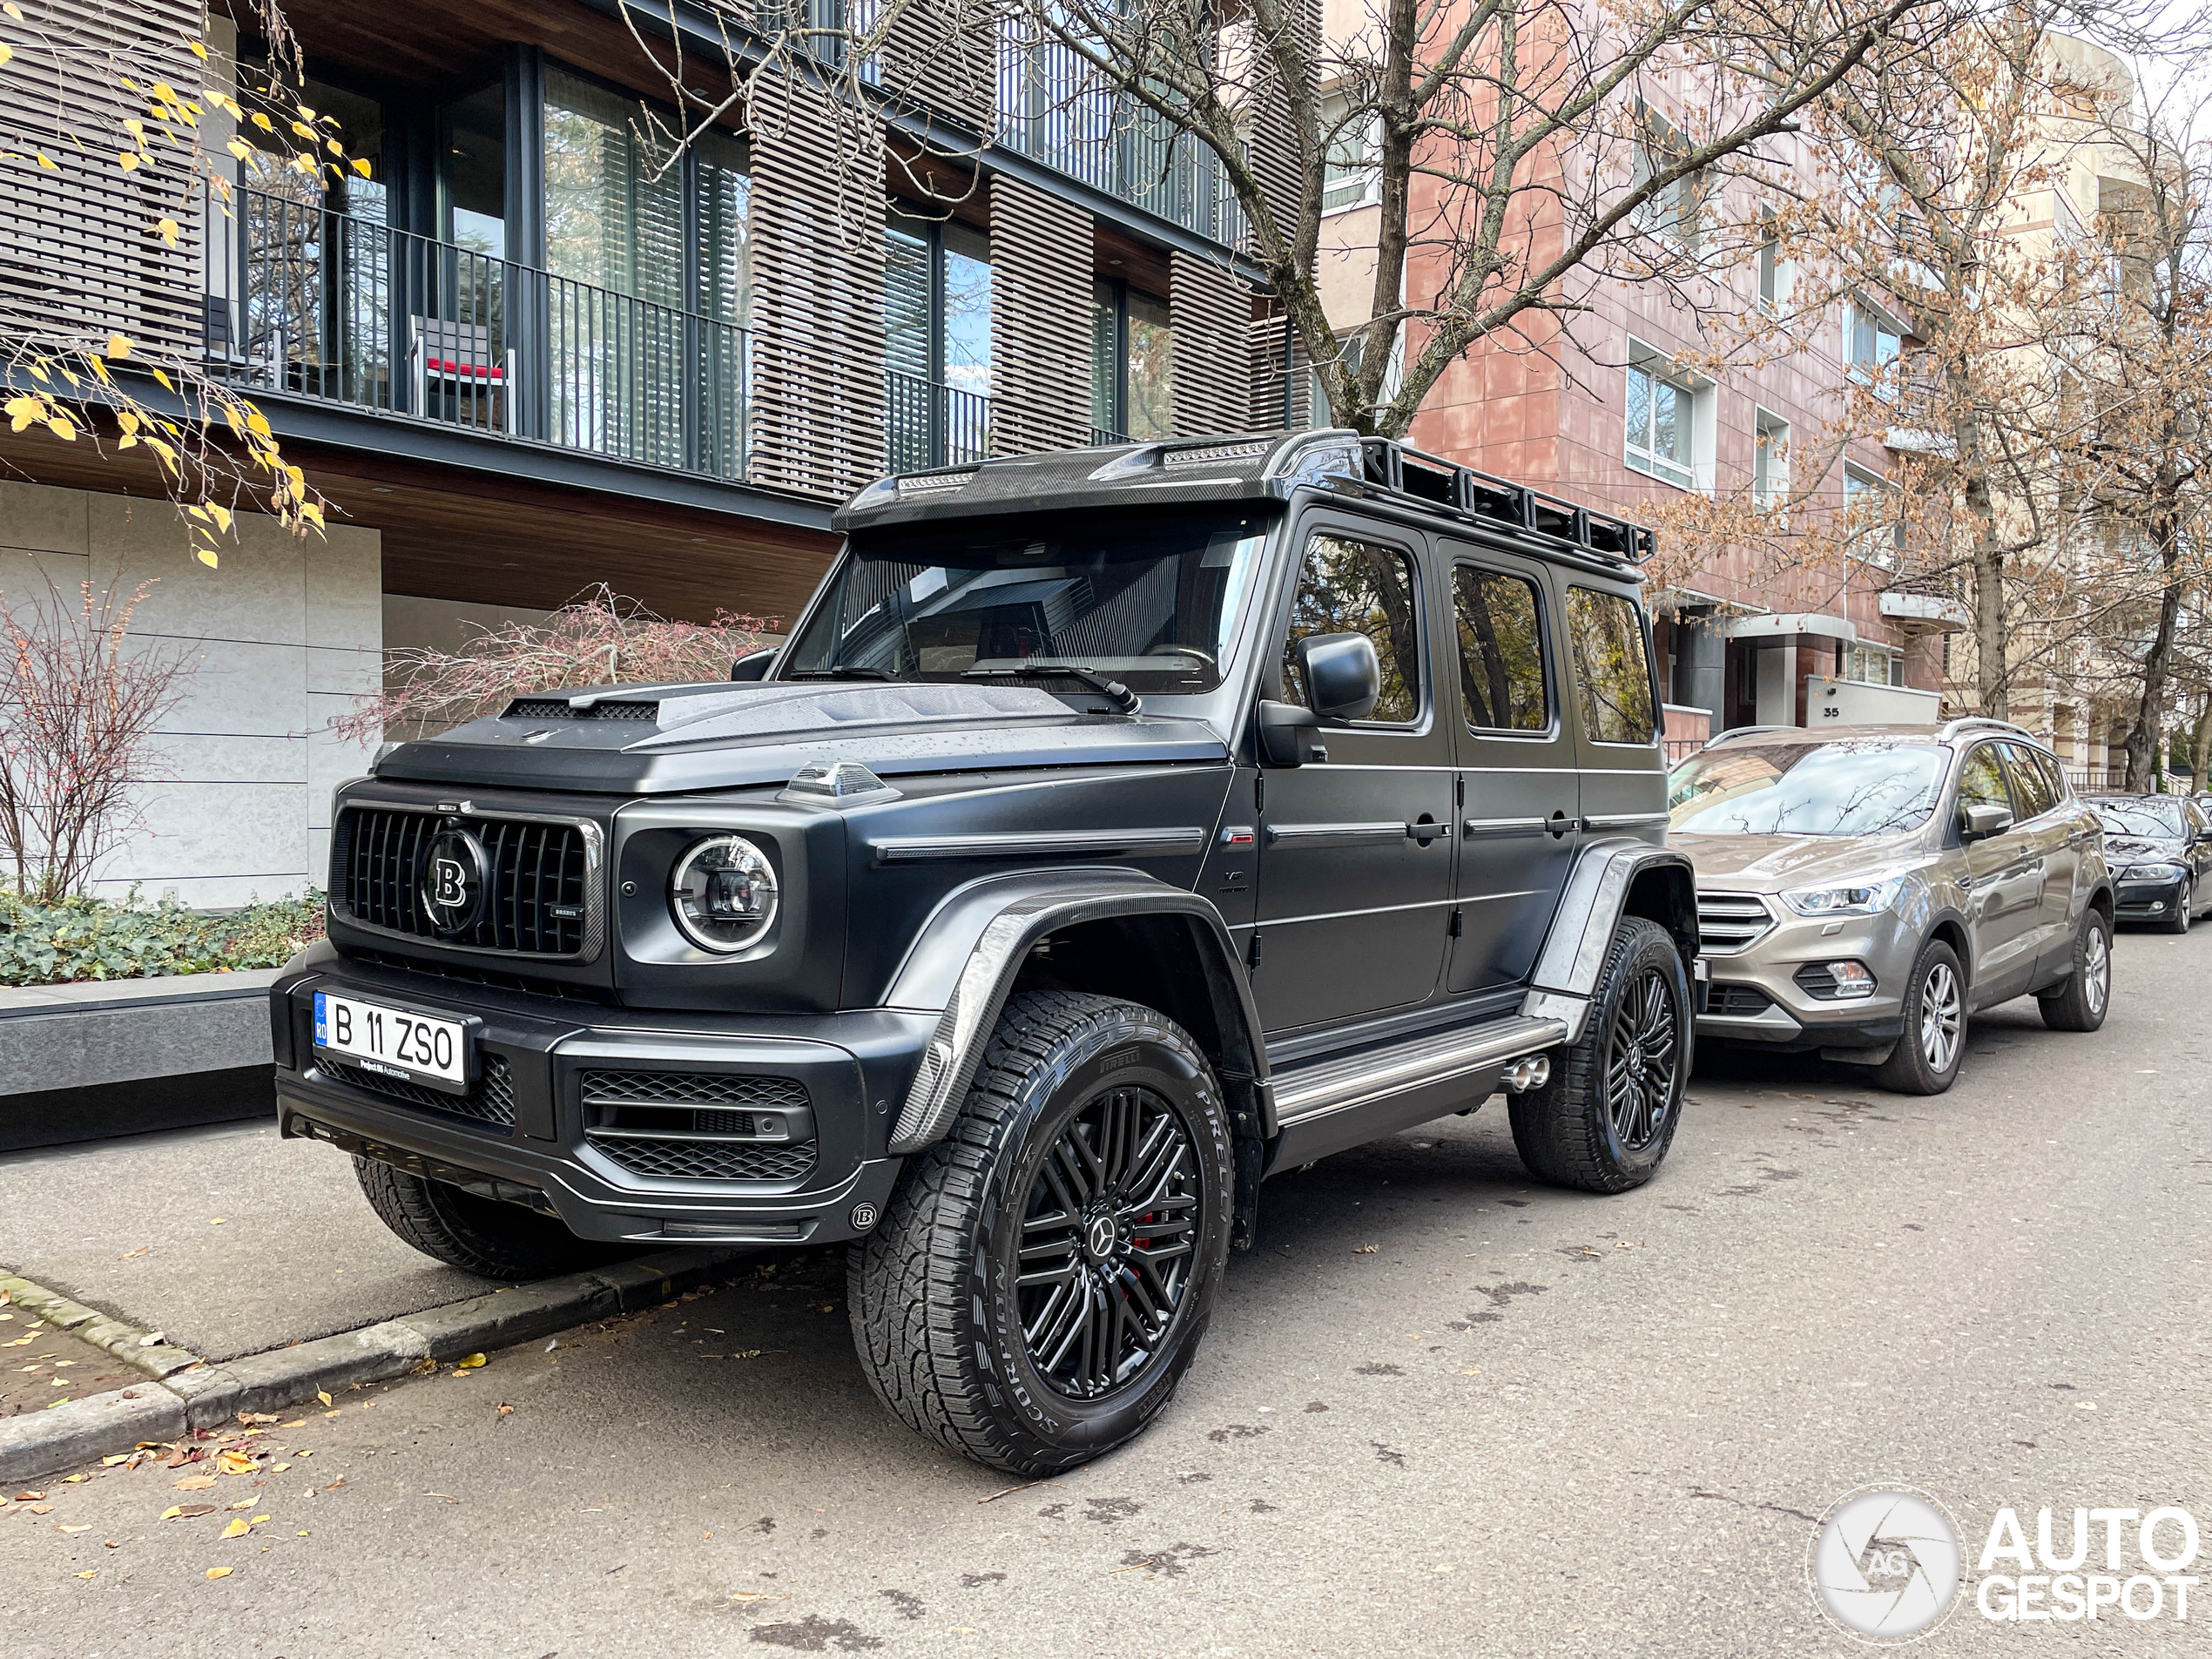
[505,698,661,722]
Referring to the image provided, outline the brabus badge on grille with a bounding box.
[420,827,490,936]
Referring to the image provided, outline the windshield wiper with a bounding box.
[962,664,1142,717]
[783,666,900,682]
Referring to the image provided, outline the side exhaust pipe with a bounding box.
[1502,1055,1551,1094]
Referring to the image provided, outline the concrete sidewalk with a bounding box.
[0,1115,739,1482]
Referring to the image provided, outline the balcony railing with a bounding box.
[208,185,752,482]
[995,27,1245,246]
[886,370,991,472]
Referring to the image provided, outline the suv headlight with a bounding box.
[669,834,779,953]
[1782,876,1905,918]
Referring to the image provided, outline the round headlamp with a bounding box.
[669,834,778,953]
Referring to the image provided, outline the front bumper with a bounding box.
[2114,873,2188,921]
[271,946,934,1247]
[1696,895,1915,1054]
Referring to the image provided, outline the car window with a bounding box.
[1281,534,1420,724]
[1565,587,1655,745]
[1957,745,2013,820]
[1668,740,1948,836]
[2037,750,2069,805]
[2092,799,2184,838]
[1452,565,1547,732]
[2001,744,2056,818]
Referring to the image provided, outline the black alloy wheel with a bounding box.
[1015,1085,1201,1400]
[1604,966,1680,1154]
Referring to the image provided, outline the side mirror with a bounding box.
[731,646,779,682]
[1296,632,1380,722]
[1960,801,2014,842]
[1256,700,1321,767]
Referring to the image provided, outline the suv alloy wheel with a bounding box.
[1872,938,1966,1094]
[2038,907,2111,1033]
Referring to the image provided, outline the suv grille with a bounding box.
[579,1071,808,1111]
[335,807,596,957]
[584,1133,818,1183]
[1706,984,1773,1017]
[1696,891,1774,955]
[319,1054,516,1132]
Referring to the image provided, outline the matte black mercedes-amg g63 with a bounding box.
[271,432,1700,1473]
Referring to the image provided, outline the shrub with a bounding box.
[0,889,327,987]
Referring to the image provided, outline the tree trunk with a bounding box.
[2123,502,2182,794]
[2188,698,2212,792]
[1954,392,2008,722]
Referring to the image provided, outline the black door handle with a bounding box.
[1545,810,1574,840]
[1406,816,1447,845]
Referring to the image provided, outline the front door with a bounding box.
[1251,525,1454,1033]
[1440,547,1582,992]
[1957,741,2041,1001]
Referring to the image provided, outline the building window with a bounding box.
[1321,93,1381,213]
[885,212,994,470]
[1753,408,1789,511]
[1310,329,1399,428]
[1844,642,1898,685]
[1756,218,1791,314]
[1624,342,1702,491]
[1844,462,1902,566]
[1091,279,1173,442]
[1844,296,1902,396]
[1629,103,1703,249]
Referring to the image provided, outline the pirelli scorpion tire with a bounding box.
[1507,916,1689,1194]
[848,991,1235,1475]
[354,1158,631,1281]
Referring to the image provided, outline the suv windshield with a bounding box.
[2091,799,2183,838]
[780,507,1271,692]
[1669,740,1950,837]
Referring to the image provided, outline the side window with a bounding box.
[2036,749,2068,806]
[1453,566,1548,732]
[1957,745,2013,818]
[2001,744,2056,818]
[1564,587,1656,745]
[1281,535,1420,724]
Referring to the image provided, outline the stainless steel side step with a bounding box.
[1270,1014,1569,1124]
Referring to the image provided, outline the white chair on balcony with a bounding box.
[409,316,516,433]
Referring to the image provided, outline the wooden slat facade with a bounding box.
[0,0,205,358]
[989,173,1092,455]
[1246,310,1312,431]
[1169,249,1250,436]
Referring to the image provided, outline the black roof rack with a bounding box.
[1354,437,1656,565]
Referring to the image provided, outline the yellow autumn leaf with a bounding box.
[205,1567,231,1580]
[75,1571,95,1581]
[5,396,40,432]
[151,80,176,103]
[107,333,132,360]
[195,548,219,569]
[187,37,208,60]
[206,502,233,533]
[117,408,139,433]
[0,44,12,66]
[36,152,56,170]
[245,408,271,437]
[118,152,140,172]
[3,6,24,22]
[157,218,179,247]
[214,1448,256,1475]
[316,1391,332,1406]
[250,111,272,132]
[352,156,371,177]
[158,1506,183,1521]
[219,1518,250,1539]
[152,367,174,391]
[45,414,77,442]
[455,1352,488,1370]
[226,138,253,160]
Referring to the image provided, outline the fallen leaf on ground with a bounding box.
[208,1218,226,1226]
[24,1503,51,1514]
[315,1392,332,1407]
[103,1539,119,1548]
[1352,1244,1379,1254]
[205,1566,231,1580]
[270,1462,292,1474]
[14,1490,44,1501]
[174,1475,215,1491]
[496,1404,514,1418]
[57,1523,91,1534]
[280,1420,305,1429]
[454,1352,487,1370]
[215,1450,258,1475]
[100,1453,132,1467]
[220,1518,251,1539]
[238,1411,279,1426]
[138,1332,165,1346]
[226,1500,253,1511]
[249,1514,270,1524]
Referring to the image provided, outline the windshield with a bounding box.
[780,507,1271,693]
[2091,799,2183,838]
[1669,740,1950,837]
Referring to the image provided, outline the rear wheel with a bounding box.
[354,1158,631,1280]
[1508,916,1689,1193]
[2038,908,2111,1033]
[1871,939,1966,1095]
[849,992,1233,1474]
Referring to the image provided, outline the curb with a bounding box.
[0,1248,740,1486]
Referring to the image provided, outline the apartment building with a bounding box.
[0,0,1285,903]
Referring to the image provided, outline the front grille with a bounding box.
[1697,891,1775,955]
[319,1054,516,1132]
[347,948,604,1003]
[1707,983,1773,1017]
[585,1134,818,1183]
[334,806,595,957]
[579,1071,808,1110]
[505,698,660,722]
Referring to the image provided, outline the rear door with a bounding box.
[1439,545,1581,992]
[1561,584,1669,837]
[1250,522,1455,1033]
[1999,742,2070,959]
[1958,741,2040,1001]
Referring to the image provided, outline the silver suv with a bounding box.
[1666,719,2114,1094]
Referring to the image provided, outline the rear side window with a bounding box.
[2036,749,2068,804]
[1453,566,1548,732]
[1281,535,1420,724]
[1958,745,2012,814]
[2001,744,2056,818]
[1565,587,1655,745]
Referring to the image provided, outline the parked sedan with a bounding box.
[1669,720,2115,1095]
[2087,795,2212,932]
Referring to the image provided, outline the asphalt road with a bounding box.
[8,925,2210,1656]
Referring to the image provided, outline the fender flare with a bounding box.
[881,867,1265,1155]
[1520,839,1696,1044]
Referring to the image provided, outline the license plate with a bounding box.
[314,992,471,1094]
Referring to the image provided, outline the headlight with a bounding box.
[2123,862,2187,881]
[1781,876,1905,918]
[669,834,778,953]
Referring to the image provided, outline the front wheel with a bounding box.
[1508,916,1689,1193]
[849,992,1234,1475]
[2161,879,2193,934]
[1872,938,1966,1095]
[354,1158,631,1280]
[2038,908,2111,1033]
